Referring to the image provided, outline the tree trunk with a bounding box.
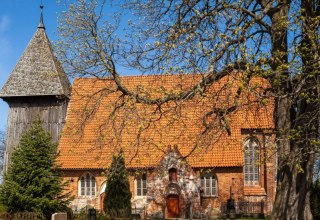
[272,0,317,219]
[273,151,314,219]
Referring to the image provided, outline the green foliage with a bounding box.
[0,203,7,212]
[311,179,320,219]
[104,149,131,218]
[0,119,72,218]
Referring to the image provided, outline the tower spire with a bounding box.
[38,0,45,29]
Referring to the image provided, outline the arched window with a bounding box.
[200,175,217,196]
[136,174,147,196]
[79,173,96,196]
[244,138,260,185]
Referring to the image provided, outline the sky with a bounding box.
[0,1,64,131]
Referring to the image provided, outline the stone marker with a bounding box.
[51,212,67,220]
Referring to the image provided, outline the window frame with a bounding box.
[78,172,96,197]
[200,175,218,197]
[243,137,260,186]
[135,173,147,197]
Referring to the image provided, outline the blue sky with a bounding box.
[0,1,63,131]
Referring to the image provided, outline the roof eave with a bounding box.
[0,93,69,98]
[57,165,243,170]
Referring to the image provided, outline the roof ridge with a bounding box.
[73,70,247,81]
[73,73,204,81]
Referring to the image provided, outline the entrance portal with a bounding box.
[166,194,179,218]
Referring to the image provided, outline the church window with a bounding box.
[79,173,96,196]
[200,175,217,196]
[136,174,147,196]
[244,138,260,185]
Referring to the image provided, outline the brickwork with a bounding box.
[61,135,276,217]
[62,161,275,217]
[62,167,247,216]
[62,170,105,212]
[63,170,145,212]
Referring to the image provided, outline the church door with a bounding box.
[166,195,179,218]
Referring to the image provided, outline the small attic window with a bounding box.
[169,168,177,182]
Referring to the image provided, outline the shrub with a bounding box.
[104,149,131,218]
[0,119,72,218]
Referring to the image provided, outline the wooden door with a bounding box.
[167,195,179,218]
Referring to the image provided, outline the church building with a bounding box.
[0,8,276,219]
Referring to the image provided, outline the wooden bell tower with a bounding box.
[0,4,70,172]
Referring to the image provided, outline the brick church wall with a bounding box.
[61,170,105,212]
[62,167,244,217]
[62,170,145,212]
[61,135,276,217]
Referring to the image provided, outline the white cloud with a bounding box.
[0,15,11,33]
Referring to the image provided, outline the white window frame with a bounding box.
[135,174,147,197]
[244,138,260,185]
[78,173,96,197]
[200,175,217,197]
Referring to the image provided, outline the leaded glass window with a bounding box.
[200,175,217,196]
[136,174,147,196]
[244,138,259,185]
[79,173,96,196]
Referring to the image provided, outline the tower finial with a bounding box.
[38,0,45,29]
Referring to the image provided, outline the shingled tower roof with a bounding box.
[0,26,70,98]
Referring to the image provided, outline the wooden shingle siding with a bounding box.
[3,96,68,171]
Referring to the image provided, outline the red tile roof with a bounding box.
[56,72,274,169]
